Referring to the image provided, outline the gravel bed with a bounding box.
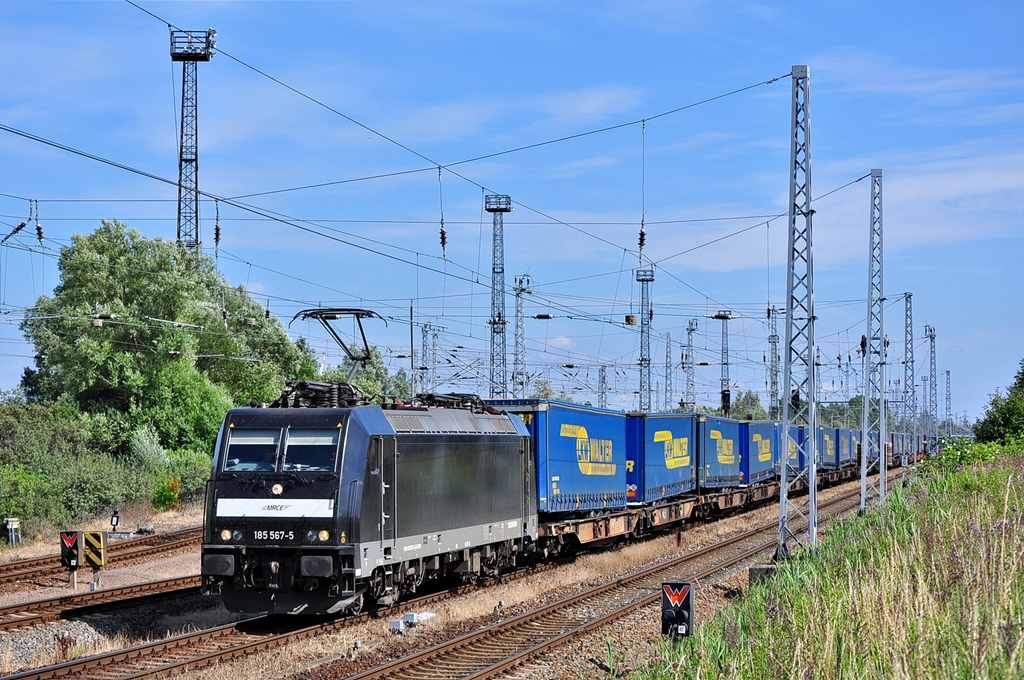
[0,588,238,675]
[0,479,868,678]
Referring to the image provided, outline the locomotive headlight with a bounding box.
[220,529,232,541]
[232,530,243,541]
[306,530,316,542]
[318,530,330,542]
[271,483,284,495]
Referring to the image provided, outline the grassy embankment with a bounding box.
[627,439,1024,679]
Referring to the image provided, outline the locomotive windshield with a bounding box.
[223,429,281,471]
[281,428,340,472]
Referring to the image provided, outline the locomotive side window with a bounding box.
[282,429,339,472]
[224,429,281,471]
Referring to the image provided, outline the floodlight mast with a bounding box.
[485,195,512,398]
[170,29,215,253]
[777,65,818,560]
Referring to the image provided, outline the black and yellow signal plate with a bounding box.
[83,531,106,568]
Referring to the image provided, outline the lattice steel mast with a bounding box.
[777,65,818,558]
[768,306,780,419]
[512,274,531,399]
[485,195,512,398]
[681,319,698,411]
[598,365,608,409]
[170,29,215,252]
[420,323,434,393]
[860,169,886,510]
[637,268,655,412]
[714,311,732,416]
[664,332,673,412]
[925,324,937,453]
[945,369,952,437]
[903,293,916,460]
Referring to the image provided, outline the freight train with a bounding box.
[201,305,932,615]
[201,390,929,616]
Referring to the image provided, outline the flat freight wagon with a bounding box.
[488,399,627,514]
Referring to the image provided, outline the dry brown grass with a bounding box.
[0,629,145,675]
[189,477,870,680]
[0,500,205,565]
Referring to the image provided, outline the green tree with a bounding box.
[20,220,313,452]
[974,359,1024,443]
[318,346,413,401]
[529,378,555,399]
[731,390,768,420]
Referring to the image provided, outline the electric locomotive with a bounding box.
[201,310,538,616]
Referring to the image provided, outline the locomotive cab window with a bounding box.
[282,429,340,472]
[223,429,281,471]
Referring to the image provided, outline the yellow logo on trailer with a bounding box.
[709,430,735,464]
[753,433,772,462]
[653,431,690,468]
[560,424,616,476]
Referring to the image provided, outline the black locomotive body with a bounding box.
[201,403,537,615]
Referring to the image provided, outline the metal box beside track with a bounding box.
[627,413,697,503]
[739,420,777,485]
[697,416,742,488]
[488,399,627,514]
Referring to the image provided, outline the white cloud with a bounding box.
[549,336,574,349]
[813,49,1024,105]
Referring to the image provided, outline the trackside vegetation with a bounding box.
[0,222,411,536]
[628,439,1024,680]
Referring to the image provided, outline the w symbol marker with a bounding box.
[663,583,690,607]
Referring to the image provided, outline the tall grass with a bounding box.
[633,445,1024,680]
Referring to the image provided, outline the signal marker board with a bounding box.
[83,531,106,567]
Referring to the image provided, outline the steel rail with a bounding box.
[468,498,867,680]
[346,485,876,680]
[3,555,570,680]
[9,471,903,680]
[0,575,201,631]
[0,527,203,586]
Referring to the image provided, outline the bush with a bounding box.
[152,477,181,512]
[167,448,213,500]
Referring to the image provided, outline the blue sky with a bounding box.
[0,1,1021,422]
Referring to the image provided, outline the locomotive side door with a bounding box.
[379,436,397,555]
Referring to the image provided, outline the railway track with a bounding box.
[0,527,203,587]
[2,559,564,680]
[0,575,201,632]
[344,488,868,680]
[6,477,894,680]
